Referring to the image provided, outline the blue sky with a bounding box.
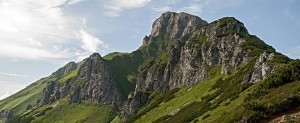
[0,0,299,99]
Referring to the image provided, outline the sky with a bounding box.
[0,0,299,100]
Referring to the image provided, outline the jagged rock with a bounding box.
[51,61,77,78]
[39,81,56,106]
[242,74,251,83]
[119,12,281,121]
[26,105,33,111]
[121,14,253,121]
[120,91,150,120]
[250,52,274,83]
[37,81,63,105]
[53,84,61,101]
[142,36,150,46]
[71,53,124,109]
[37,53,125,110]
[149,12,207,42]
[139,17,250,92]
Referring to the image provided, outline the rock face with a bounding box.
[70,53,124,108]
[38,53,124,109]
[250,52,274,83]
[39,81,56,106]
[51,62,77,77]
[121,91,150,118]
[143,12,207,46]
[121,15,274,120]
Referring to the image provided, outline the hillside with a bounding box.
[1,12,299,123]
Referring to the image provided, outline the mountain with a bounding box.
[1,12,300,123]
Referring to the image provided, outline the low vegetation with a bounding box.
[0,77,53,115]
[57,69,78,83]
[7,98,117,123]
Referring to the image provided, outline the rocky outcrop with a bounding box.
[67,53,124,109]
[120,91,150,119]
[51,61,77,77]
[39,81,56,106]
[121,15,272,121]
[249,52,274,83]
[38,81,63,106]
[143,12,207,46]
[38,53,124,109]
[140,17,249,91]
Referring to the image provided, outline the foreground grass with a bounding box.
[133,76,220,123]
[0,77,52,115]
[27,98,117,123]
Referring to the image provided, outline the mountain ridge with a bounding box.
[1,12,299,123]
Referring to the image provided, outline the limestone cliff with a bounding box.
[120,15,277,121]
[38,53,124,109]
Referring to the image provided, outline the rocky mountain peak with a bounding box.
[201,17,249,37]
[77,53,105,80]
[90,52,103,60]
[51,61,77,77]
[150,12,208,40]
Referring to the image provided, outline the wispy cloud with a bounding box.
[0,71,28,78]
[0,0,107,61]
[104,0,151,17]
[73,18,109,61]
[79,28,108,53]
[0,0,80,60]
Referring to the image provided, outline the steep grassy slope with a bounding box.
[104,52,142,96]
[7,98,117,123]
[103,40,171,97]
[0,61,81,121]
[103,52,129,60]
[129,76,221,123]
[57,68,78,83]
[122,60,300,123]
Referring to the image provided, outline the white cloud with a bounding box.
[0,71,28,78]
[0,0,109,62]
[0,0,83,60]
[104,0,151,17]
[73,18,109,61]
[75,28,109,61]
[79,29,106,53]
